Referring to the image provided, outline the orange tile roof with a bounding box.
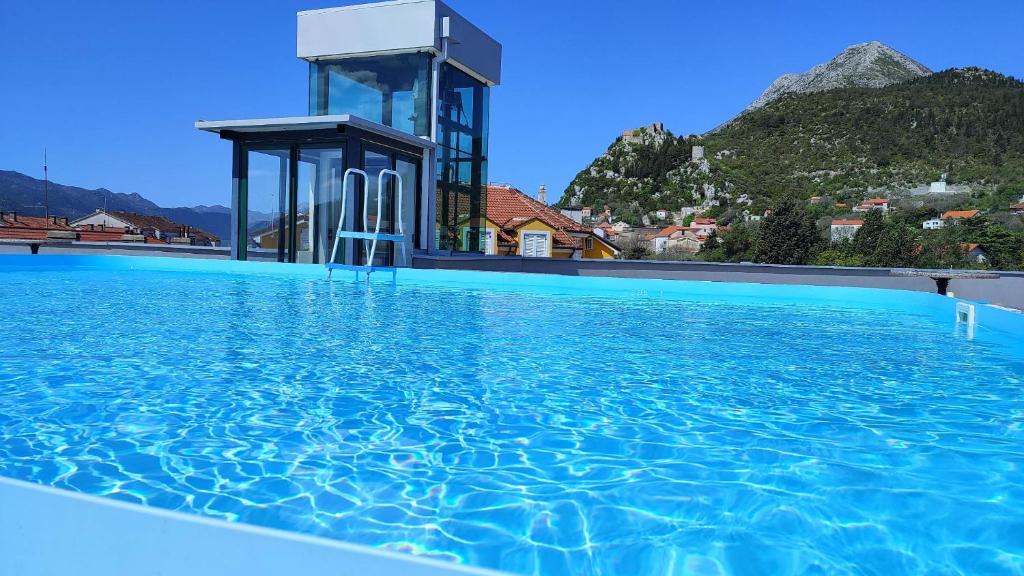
[656,225,684,238]
[693,217,717,225]
[831,219,865,226]
[941,210,979,220]
[486,184,591,250]
[862,198,889,205]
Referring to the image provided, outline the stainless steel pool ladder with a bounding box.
[326,168,405,280]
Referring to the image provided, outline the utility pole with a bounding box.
[43,148,49,228]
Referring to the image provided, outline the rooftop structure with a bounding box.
[197,0,501,265]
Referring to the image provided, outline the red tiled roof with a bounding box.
[89,211,219,242]
[1011,203,1024,210]
[656,225,684,238]
[862,198,889,205]
[693,217,717,225]
[486,185,591,250]
[941,210,979,220]
[831,219,865,226]
[0,213,74,241]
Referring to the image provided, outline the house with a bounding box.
[611,221,632,233]
[830,219,864,242]
[560,206,585,224]
[196,0,501,265]
[852,198,890,213]
[1009,202,1024,216]
[963,243,988,263]
[71,210,219,246]
[652,225,706,253]
[664,230,702,253]
[940,209,979,224]
[922,217,943,230]
[0,212,165,244]
[691,217,717,235]
[652,225,684,253]
[594,221,616,240]
[655,209,669,220]
[483,185,618,259]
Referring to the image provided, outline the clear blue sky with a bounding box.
[1,0,1021,208]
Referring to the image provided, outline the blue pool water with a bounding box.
[1,255,1023,575]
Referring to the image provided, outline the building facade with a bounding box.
[483,185,618,259]
[197,0,501,265]
[830,219,864,242]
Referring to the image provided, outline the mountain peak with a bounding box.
[747,41,931,110]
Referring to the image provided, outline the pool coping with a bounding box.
[0,476,509,576]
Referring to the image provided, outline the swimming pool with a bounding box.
[1,255,1022,575]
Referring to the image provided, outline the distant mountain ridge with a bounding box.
[747,41,932,110]
[0,170,232,244]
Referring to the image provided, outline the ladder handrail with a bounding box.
[327,168,368,274]
[367,169,403,269]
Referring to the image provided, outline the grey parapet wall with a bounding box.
[413,255,1024,311]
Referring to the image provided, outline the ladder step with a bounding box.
[335,231,405,242]
[325,263,397,273]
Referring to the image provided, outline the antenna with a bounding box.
[43,148,49,228]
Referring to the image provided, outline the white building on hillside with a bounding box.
[830,219,864,242]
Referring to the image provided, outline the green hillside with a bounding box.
[559,68,1024,222]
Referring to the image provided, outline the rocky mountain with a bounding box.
[559,67,1024,225]
[747,41,931,110]
[0,170,232,243]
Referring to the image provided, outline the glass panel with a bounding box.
[309,53,431,137]
[245,148,291,262]
[435,63,489,252]
[361,149,392,267]
[297,147,344,264]
[395,156,418,249]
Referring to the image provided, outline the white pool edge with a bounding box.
[0,476,509,576]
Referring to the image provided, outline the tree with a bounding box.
[753,199,822,264]
[619,234,652,260]
[871,224,918,267]
[852,209,885,256]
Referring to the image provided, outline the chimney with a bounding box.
[538,184,547,205]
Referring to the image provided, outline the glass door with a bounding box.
[356,147,422,266]
[244,148,292,262]
[359,147,394,266]
[297,146,344,264]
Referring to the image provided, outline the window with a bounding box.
[435,63,489,252]
[245,148,292,262]
[309,53,432,137]
[585,237,594,251]
[297,146,344,265]
[521,231,549,258]
[484,229,495,255]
